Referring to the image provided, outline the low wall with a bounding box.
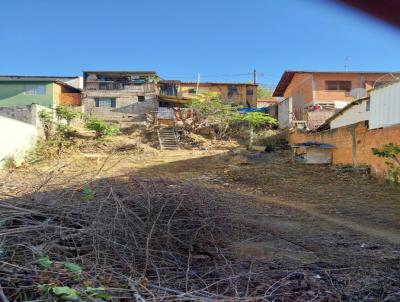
[0,104,50,127]
[288,122,400,178]
[0,116,38,168]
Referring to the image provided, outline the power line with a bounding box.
[160,71,281,80]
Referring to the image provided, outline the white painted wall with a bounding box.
[0,116,38,168]
[278,98,292,128]
[330,100,369,130]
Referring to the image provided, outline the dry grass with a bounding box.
[1,145,400,301]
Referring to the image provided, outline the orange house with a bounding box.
[273,71,400,126]
[162,82,258,107]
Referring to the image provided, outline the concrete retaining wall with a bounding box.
[0,104,50,127]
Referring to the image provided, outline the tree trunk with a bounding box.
[247,126,254,150]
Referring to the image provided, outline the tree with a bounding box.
[237,112,278,150]
[190,92,242,139]
[257,85,274,99]
[372,143,400,183]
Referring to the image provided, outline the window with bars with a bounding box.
[228,86,238,97]
[325,81,352,91]
[95,98,116,107]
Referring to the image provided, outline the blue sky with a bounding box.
[1,0,400,86]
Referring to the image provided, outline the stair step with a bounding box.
[157,127,180,150]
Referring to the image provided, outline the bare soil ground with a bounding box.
[1,140,400,301]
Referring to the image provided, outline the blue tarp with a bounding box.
[236,107,270,113]
[293,141,335,149]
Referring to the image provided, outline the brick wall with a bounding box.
[288,122,400,178]
[83,93,157,122]
[60,93,81,106]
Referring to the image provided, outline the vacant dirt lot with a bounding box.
[1,144,400,301]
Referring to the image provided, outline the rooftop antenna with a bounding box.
[344,56,349,71]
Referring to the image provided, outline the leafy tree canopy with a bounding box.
[257,85,274,99]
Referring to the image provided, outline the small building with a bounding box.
[292,142,335,164]
[317,96,370,131]
[166,81,257,107]
[82,71,158,122]
[157,80,258,108]
[0,76,81,109]
[273,70,400,129]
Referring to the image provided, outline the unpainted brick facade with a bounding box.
[83,90,158,122]
[288,122,400,179]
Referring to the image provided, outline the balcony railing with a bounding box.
[85,82,156,93]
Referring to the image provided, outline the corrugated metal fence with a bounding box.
[370,81,400,129]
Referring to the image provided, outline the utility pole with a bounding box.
[253,69,257,84]
[196,73,201,95]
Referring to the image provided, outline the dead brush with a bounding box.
[0,177,265,301]
[1,165,400,301]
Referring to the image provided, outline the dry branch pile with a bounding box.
[1,175,400,301]
[0,177,265,301]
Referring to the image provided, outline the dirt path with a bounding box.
[2,147,400,264]
[109,148,400,265]
[2,146,400,300]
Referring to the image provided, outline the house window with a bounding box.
[366,100,370,112]
[24,84,46,95]
[228,86,238,97]
[138,96,145,102]
[95,98,116,107]
[246,89,254,96]
[325,81,352,92]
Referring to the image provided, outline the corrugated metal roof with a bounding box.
[370,81,400,129]
[0,76,81,92]
[0,75,79,81]
[83,71,156,75]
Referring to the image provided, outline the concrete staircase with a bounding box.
[157,127,179,150]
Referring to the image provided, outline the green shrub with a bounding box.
[56,123,76,138]
[372,143,400,184]
[235,112,278,149]
[2,156,17,170]
[55,106,80,125]
[85,118,119,138]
